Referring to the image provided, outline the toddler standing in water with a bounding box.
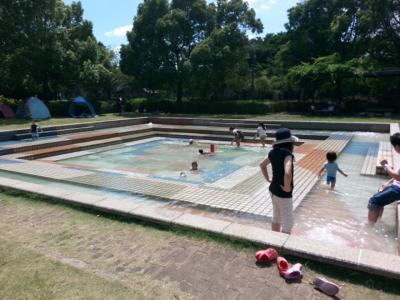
[318,152,348,189]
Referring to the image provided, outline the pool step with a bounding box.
[1,126,153,156]
[13,125,95,140]
[18,131,155,160]
[361,146,379,176]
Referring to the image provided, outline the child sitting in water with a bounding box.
[180,161,198,177]
[318,152,348,189]
[368,132,400,224]
[198,149,214,155]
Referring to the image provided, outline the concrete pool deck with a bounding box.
[0,176,399,280]
[0,118,399,280]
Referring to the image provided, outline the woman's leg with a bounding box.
[368,186,400,224]
[271,194,281,232]
[280,197,294,234]
[271,222,281,232]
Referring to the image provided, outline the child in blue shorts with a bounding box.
[368,133,400,224]
[30,120,42,141]
[318,152,348,189]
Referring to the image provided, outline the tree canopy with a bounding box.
[0,0,115,100]
[1,0,398,110]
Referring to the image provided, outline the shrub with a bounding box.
[47,100,70,117]
[122,98,302,114]
[0,96,19,111]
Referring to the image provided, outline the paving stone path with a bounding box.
[0,194,399,300]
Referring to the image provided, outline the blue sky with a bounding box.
[63,0,300,50]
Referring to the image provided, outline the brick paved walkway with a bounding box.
[1,193,398,300]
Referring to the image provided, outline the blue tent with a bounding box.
[69,96,97,118]
[16,97,51,119]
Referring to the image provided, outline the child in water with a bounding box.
[368,132,400,224]
[180,161,198,177]
[229,127,245,147]
[255,123,267,147]
[318,151,348,189]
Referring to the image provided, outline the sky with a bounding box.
[63,0,300,51]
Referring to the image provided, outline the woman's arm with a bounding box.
[282,156,293,192]
[380,159,400,180]
[259,158,271,182]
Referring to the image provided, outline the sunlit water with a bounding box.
[1,134,397,254]
[292,132,398,254]
[60,139,269,184]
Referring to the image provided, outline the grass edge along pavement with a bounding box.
[1,187,399,298]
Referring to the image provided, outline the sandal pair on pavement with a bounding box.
[255,249,303,281]
[255,248,339,296]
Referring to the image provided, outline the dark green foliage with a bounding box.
[0,0,116,100]
[1,0,399,113]
[123,98,301,114]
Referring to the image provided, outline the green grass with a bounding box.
[0,239,148,300]
[0,112,396,131]
[162,113,399,123]
[0,113,134,130]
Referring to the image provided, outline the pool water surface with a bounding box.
[59,138,269,184]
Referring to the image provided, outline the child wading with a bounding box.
[229,127,244,147]
[260,128,298,234]
[368,133,400,224]
[318,152,348,189]
[255,122,267,147]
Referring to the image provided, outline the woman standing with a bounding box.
[259,128,298,234]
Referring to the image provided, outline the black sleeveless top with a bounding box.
[268,148,294,198]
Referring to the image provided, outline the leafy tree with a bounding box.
[189,0,263,99]
[0,0,115,100]
[120,0,169,96]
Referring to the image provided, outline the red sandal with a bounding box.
[255,248,278,262]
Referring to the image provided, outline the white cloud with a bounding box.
[246,0,277,12]
[104,25,132,38]
[260,0,277,10]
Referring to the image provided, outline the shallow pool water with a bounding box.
[60,138,269,184]
[293,132,398,254]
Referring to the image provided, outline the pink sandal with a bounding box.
[281,263,303,280]
[276,257,303,280]
[255,248,278,262]
[276,256,289,274]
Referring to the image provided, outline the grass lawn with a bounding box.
[0,112,396,131]
[164,113,398,123]
[0,239,148,300]
[0,114,133,130]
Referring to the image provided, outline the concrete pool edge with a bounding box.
[1,177,399,280]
